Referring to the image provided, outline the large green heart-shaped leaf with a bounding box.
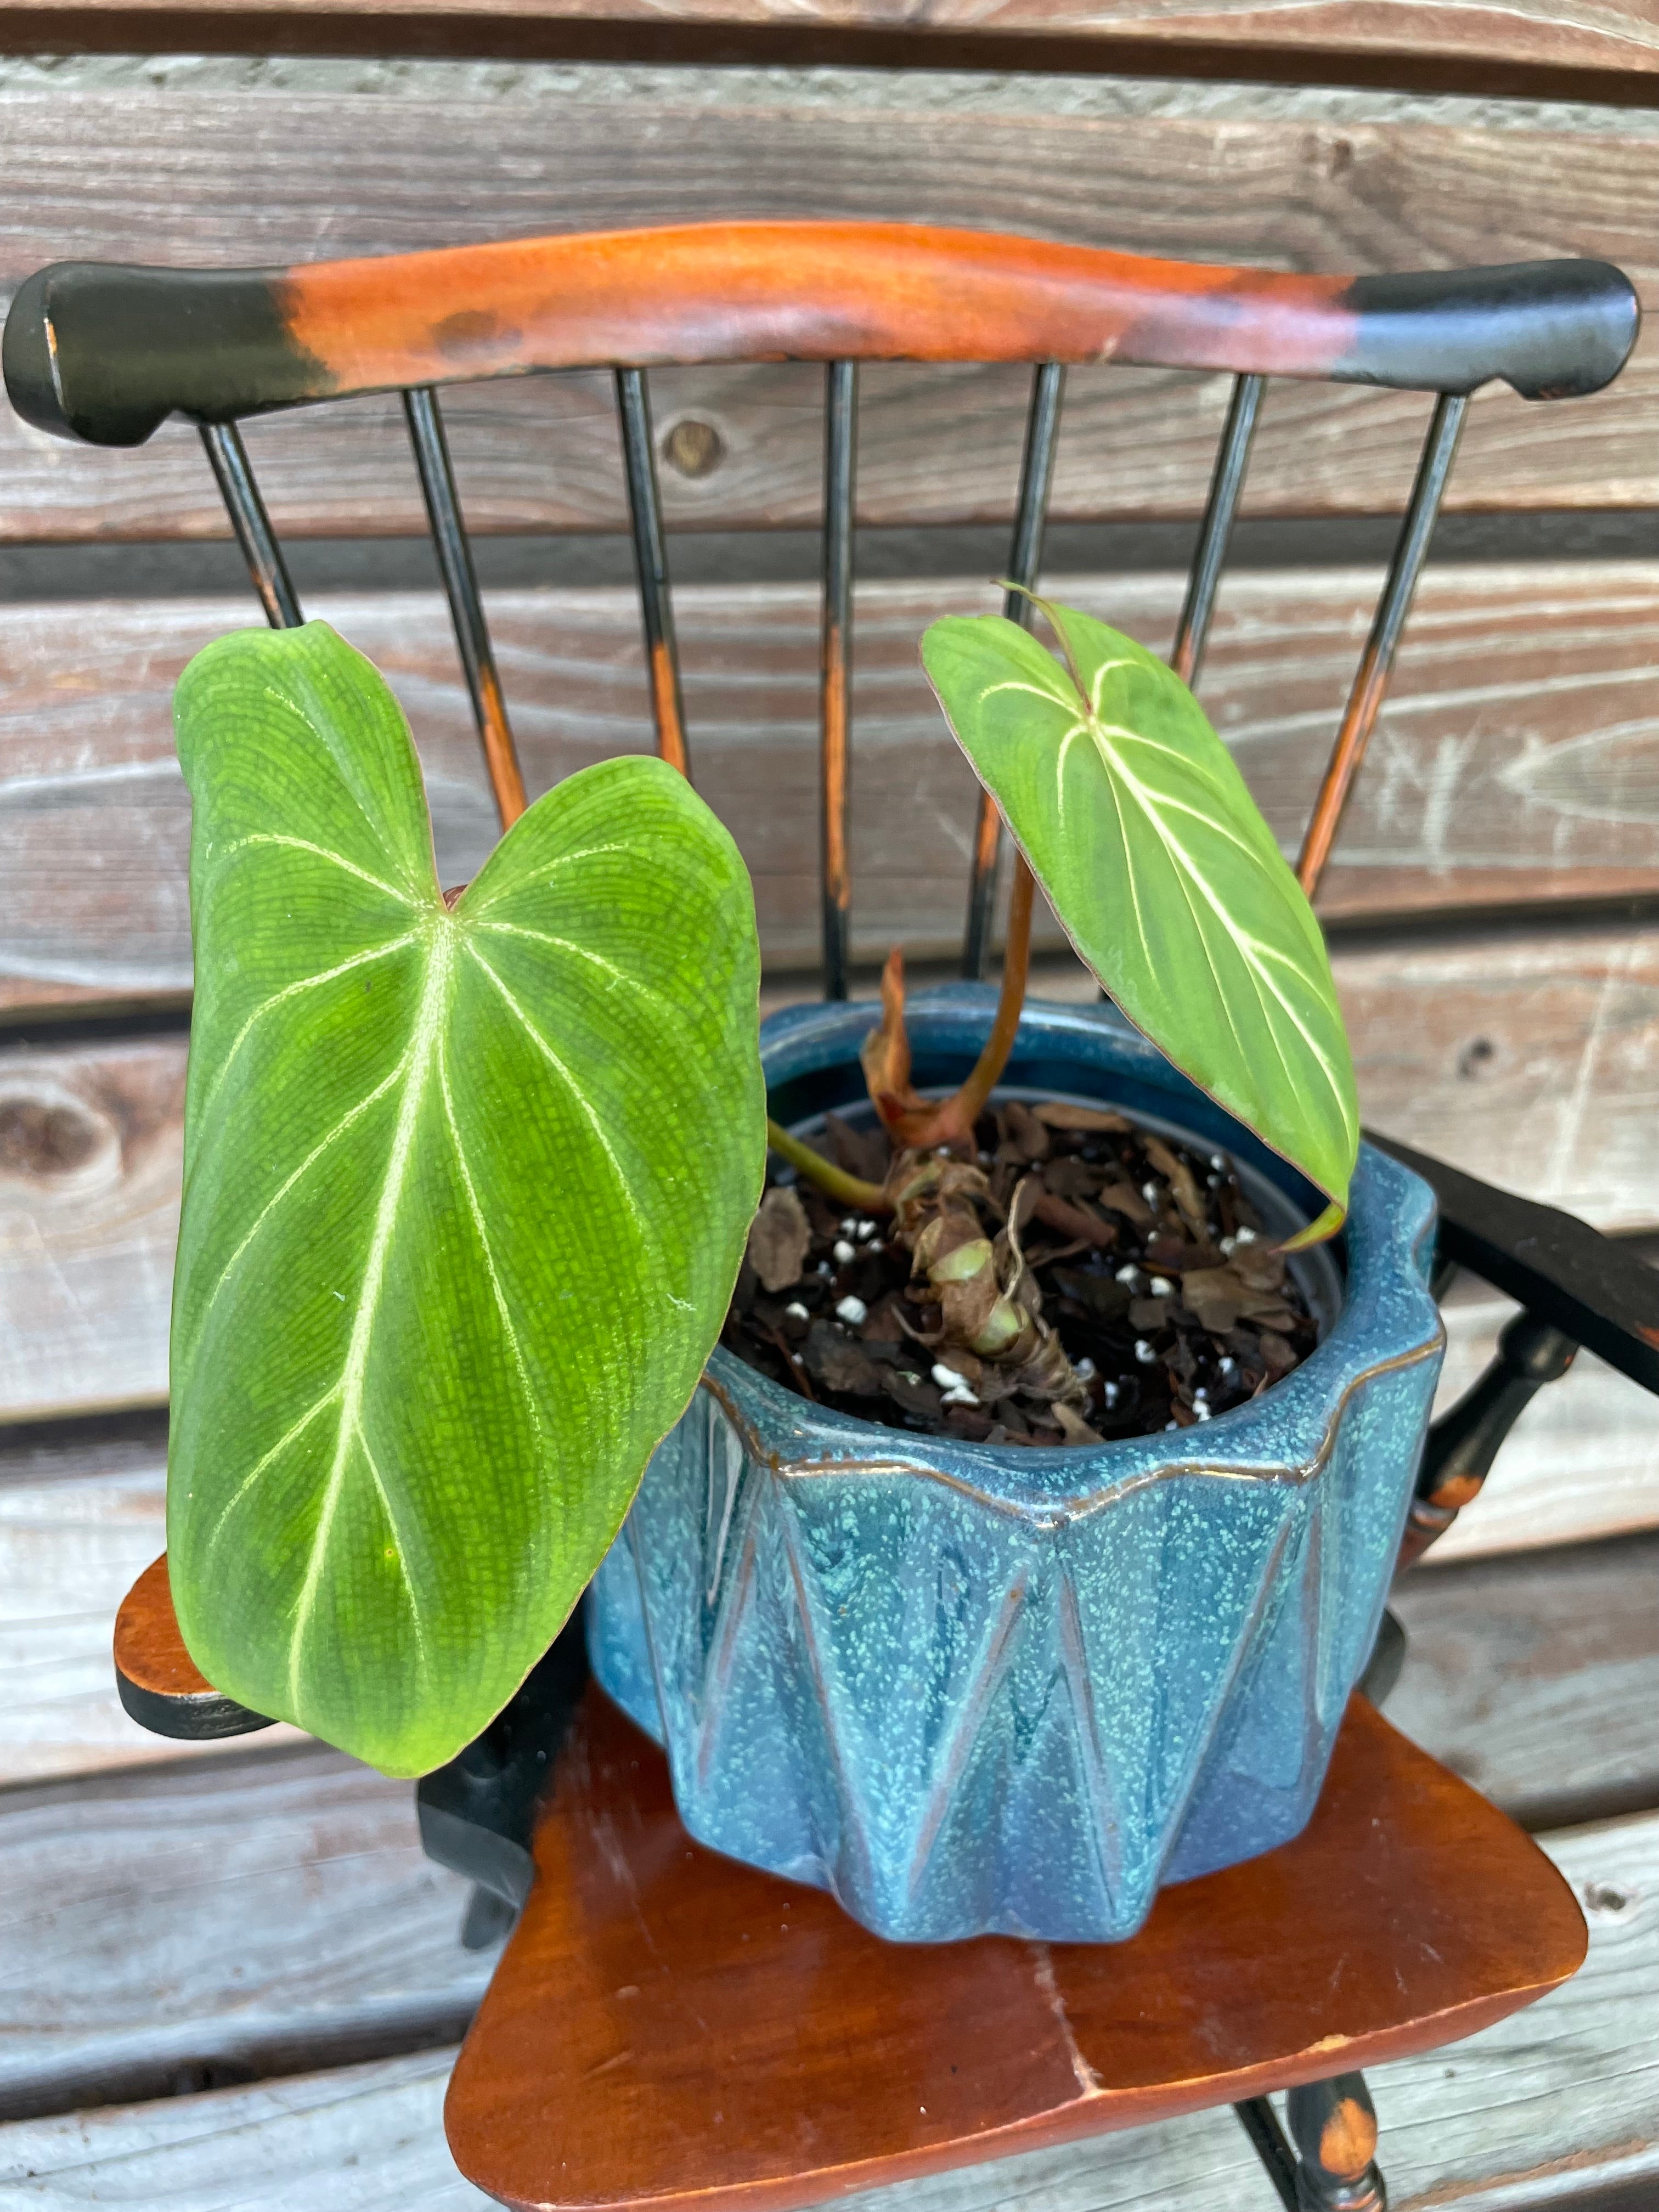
[168,622,764,1775]
[921,597,1358,1242]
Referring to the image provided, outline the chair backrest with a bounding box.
[18,219,1650,1592]
[2,221,1639,1008]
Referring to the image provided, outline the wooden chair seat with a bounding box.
[442,1681,1584,2212]
[112,1553,1588,2208]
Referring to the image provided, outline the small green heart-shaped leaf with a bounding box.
[921,598,1358,1240]
[168,622,764,1775]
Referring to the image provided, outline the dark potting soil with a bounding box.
[723,1103,1320,1448]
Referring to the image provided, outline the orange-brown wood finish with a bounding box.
[477,661,528,826]
[1298,636,1388,898]
[278,224,1357,399]
[1321,2092,1380,2175]
[114,1554,211,1701]
[113,1551,271,1737]
[444,1685,1587,2212]
[647,638,690,779]
[1296,394,1468,901]
[819,639,850,938]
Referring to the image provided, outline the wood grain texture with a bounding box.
[0,1037,182,1421]
[4,0,1659,90]
[0,2055,1276,2211]
[1391,1530,1659,1831]
[0,1790,1650,2212]
[0,2047,492,2209]
[3,91,1659,538]
[24,228,1538,444]
[4,1409,1649,1796]
[111,1550,272,1739]
[5,565,1659,1017]
[0,1425,306,1781]
[5,937,1658,1438]
[3,0,1659,98]
[1363,1810,1659,2212]
[837,1811,1659,2212]
[445,1689,1584,2211]
[4,1513,1636,2132]
[108,1548,264,1734]
[0,1747,493,2121]
[1338,923,1659,1238]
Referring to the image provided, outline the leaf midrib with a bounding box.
[1080,716,1354,1153]
[285,915,455,1703]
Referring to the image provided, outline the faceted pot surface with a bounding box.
[588,989,1445,1943]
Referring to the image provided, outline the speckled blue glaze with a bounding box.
[589,989,1444,1943]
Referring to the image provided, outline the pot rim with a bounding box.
[701,985,1444,1516]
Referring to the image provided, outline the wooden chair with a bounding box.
[10,223,1656,2212]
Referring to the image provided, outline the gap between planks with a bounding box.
[0,1806,1650,2211]
[2,0,1658,95]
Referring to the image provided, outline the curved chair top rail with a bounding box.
[3,222,1640,449]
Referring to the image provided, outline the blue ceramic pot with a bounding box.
[589,988,1444,1943]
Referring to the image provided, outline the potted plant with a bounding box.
[166,594,1442,1945]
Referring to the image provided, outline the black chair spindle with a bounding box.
[1403,1311,1579,1566]
[1298,392,1468,899]
[962,360,1065,982]
[616,367,691,783]
[199,420,302,631]
[1170,371,1263,689]
[1232,2098,1299,2212]
[820,361,858,1002]
[404,386,527,831]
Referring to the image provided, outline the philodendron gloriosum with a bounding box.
[919,594,1359,1247]
[167,592,1355,1778]
[168,623,763,1776]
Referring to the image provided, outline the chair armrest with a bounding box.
[1365,1129,1659,1397]
[1367,1131,1658,1568]
[113,1554,273,1740]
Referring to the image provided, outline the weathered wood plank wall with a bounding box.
[3,0,1658,92]
[2,1805,1653,2207]
[6,1376,1650,1796]
[5,569,1659,1007]
[0,1746,490,2118]
[2,36,1657,2210]
[3,87,1659,541]
[5,991,1657,1449]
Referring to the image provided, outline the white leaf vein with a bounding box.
[202,1386,341,1562]
[286,923,454,1705]
[211,833,419,907]
[1091,730,1349,1134]
[437,1035,544,1442]
[193,934,419,1133]
[463,842,639,914]
[181,1053,410,1370]
[463,942,659,1265]
[475,920,693,1034]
